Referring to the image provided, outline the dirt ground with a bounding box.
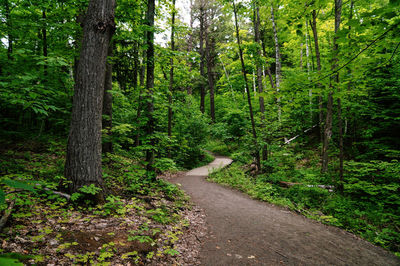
[172,156,400,266]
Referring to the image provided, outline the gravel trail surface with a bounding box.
[173,156,400,265]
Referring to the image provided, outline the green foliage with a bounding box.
[70,184,102,204]
[209,159,400,253]
[154,158,178,173]
[99,195,125,216]
[0,253,32,266]
[172,97,210,168]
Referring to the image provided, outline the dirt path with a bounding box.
[173,156,400,265]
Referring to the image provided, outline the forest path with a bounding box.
[172,156,400,266]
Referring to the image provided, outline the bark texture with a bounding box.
[311,10,324,143]
[64,0,115,194]
[145,0,156,174]
[187,0,194,95]
[167,0,176,158]
[206,30,215,122]
[199,5,206,113]
[102,43,113,154]
[271,6,281,122]
[335,0,344,188]
[322,0,342,174]
[233,0,260,170]
[42,10,48,78]
[253,4,267,160]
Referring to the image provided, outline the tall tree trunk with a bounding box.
[260,33,275,90]
[254,3,267,160]
[271,6,281,122]
[335,0,344,189]
[135,49,146,147]
[305,20,312,125]
[64,0,116,197]
[219,55,235,99]
[139,49,146,87]
[346,0,354,142]
[145,0,156,175]
[4,0,13,61]
[322,91,333,173]
[206,31,215,122]
[311,10,324,145]
[102,42,113,154]
[42,10,48,79]
[199,5,206,113]
[168,0,176,157]
[322,0,342,176]
[133,40,139,89]
[300,42,303,69]
[233,0,260,171]
[187,0,194,95]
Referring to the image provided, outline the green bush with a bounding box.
[154,158,178,173]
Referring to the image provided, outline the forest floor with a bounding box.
[173,156,400,265]
[0,140,210,265]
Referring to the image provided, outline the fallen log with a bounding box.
[0,200,15,231]
[278,181,334,192]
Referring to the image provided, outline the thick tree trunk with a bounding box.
[145,0,156,175]
[102,43,113,154]
[64,0,115,196]
[271,6,281,122]
[233,0,260,171]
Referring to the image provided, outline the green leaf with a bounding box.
[2,179,35,192]
[0,257,23,266]
[0,253,32,265]
[0,189,5,205]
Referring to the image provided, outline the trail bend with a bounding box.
[173,156,399,266]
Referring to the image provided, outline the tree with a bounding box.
[321,0,342,174]
[102,42,114,154]
[205,1,218,122]
[253,1,267,160]
[232,0,260,170]
[271,5,282,122]
[198,0,207,114]
[64,0,116,196]
[144,0,156,174]
[310,9,323,143]
[168,0,176,154]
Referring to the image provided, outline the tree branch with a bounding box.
[310,22,400,85]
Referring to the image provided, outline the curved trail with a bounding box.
[173,156,399,265]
